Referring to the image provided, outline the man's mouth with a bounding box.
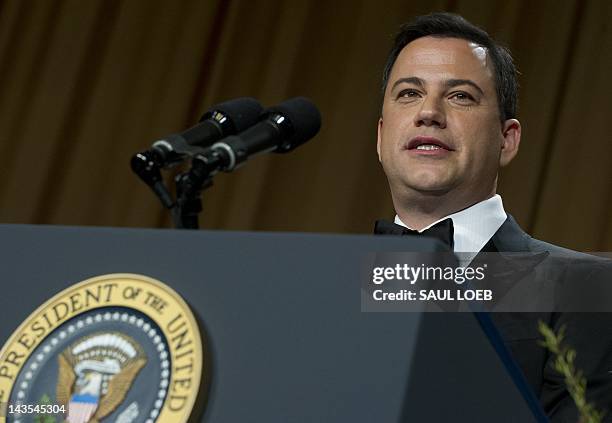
[406,136,453,151]
[415,144,444,151]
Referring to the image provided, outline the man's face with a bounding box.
[377,36,519,204]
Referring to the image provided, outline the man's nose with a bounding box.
[413,96,446,128]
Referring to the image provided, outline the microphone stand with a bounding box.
[173,148,229,229]
[174,170,211,230]
[131,146,220,229]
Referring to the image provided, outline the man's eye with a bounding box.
[450,92,475,102]
[397,89,420,99]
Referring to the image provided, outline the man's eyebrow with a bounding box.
[391,77,485,96]
[444,79,484,96]
[391,77,425,91]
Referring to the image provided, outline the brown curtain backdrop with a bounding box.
[0,0,610,250]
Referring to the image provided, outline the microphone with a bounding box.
[175,97,320,204]
[130,97,263,208]
[132,97,264,169]
[192,97,321,173]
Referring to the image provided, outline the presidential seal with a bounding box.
[0,274,204,423]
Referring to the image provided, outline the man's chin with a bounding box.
[403,176,455,195]
[388,170,457,197]
[395,181,455,198]
[411,186,453,197]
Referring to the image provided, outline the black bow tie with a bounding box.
[373,218,455,250]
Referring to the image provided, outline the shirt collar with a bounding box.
[394,194,507,253]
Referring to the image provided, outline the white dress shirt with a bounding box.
[394,194,507,254]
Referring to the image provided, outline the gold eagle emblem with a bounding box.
[55,332,147,423]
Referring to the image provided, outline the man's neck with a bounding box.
[394,190,496,231]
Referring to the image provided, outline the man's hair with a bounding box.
[381,12,518,122]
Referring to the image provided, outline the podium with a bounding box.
[0,224,544,422]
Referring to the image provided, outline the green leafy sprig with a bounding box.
[538,321,605,423]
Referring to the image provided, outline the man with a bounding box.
[374,12,612,422]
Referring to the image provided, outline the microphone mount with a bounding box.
[173,148,230,229]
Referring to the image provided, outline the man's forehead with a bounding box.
[396,36,489,69]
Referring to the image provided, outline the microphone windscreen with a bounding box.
[268,97,322,152]
[200,97,264,132]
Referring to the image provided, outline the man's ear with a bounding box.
[499,118,521,167]
[377,117,383,161]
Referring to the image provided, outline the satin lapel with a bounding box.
[486,215,533,253]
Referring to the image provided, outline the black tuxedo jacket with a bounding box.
[483,215,612,422]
